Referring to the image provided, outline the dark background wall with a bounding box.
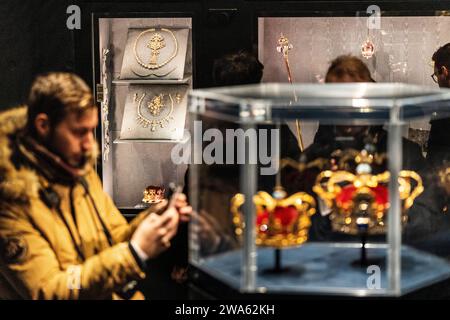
[0,0,75,110]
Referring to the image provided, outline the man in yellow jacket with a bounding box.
[0,72,191,299]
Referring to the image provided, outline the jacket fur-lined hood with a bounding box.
[0,106,40,203]
[0,106,98,204]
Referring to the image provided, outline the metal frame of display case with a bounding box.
[188,82,450,297]
[89,10,197,214]
[92,11,196,217]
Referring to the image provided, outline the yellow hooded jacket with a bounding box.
[0,107,151,299]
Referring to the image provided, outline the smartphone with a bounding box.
[165,182,183,211]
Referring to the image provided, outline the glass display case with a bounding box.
[95,15,192,211]
[188,82,450,296]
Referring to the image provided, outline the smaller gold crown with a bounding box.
[230,188,316,248]
[142,185,165,204]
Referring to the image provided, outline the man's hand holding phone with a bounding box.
[131,189,192,259]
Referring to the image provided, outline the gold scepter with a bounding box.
[276,33,305,152]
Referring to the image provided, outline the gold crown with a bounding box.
[230,187,316,248]
[313,149,424,235]
[142,185,165,204]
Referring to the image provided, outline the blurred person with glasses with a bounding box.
[428,43,450,168]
